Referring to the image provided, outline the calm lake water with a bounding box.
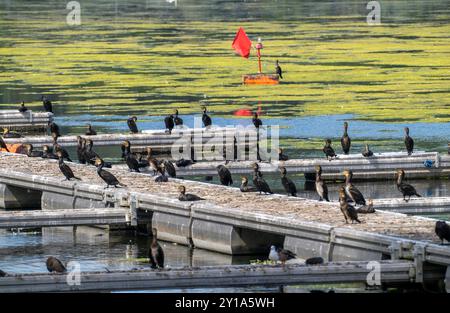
[0,0,449,292]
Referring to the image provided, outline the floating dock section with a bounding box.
[0,110,53,132]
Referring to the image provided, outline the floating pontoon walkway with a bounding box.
[0,152,449,288]
[0,261,445,293]
[0,110,53,131]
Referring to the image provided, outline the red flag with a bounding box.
[232,27,252,58]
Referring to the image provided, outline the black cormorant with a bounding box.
[404,127,414,155]
[95,158,125,188]
[57,151,80,181]
[356,199,375,214]
[435,221,450,244]
[280,167,297,196]
[323,139,337,161]
[164,160,176,178]
[42,96,53,113]
[278,148,289,161]
[176,158,194,167]
[122,141,140,172]
[18,101,28,113]
[149,228,164,269]
[252,112,262,129]
[269,245,296,264]
[127,116,139,134]
[174,109,183,126]
[240,176,256,192]
[54,144,72,162]
[338,187,361,224]
[164,113,174,134]
[252,163,273,194]
[341,122,351,155]
[178,185,205,201]
[24,144,43,157]
[275,60,283,79]
[46,256,66,273]
[76,136,86,164]
[315,165,329,201]
[42,145,58,159]
[217,164,233,186]
[48,122,61,138]
[362,144,373,157]
[85,124,97,136]
[202,106,212,128]
[343,170,366,205]
[396,169,421,202]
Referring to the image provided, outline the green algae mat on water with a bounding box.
[0,0,449,122]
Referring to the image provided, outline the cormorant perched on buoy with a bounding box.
[164,113,174,134]
[56,151,80,181]
[46,256,66,273]
[2,128,21,138]
[275,60,283,79]
[149,228,164,269]
[323,139,337,161]
[174,109,183,126]
[85,124,97,136]
[164,160,176,178]
[217,165,233,186]
[435,221,450,244]
[280,167,297,197]
[343,170,366,205]
[127,116,139,134]
[404,127,414,156]
[178,185,205,201]
[76,136,86,164]
[315,165,329,202]
[362,144,373,157]
[278,148,289,161]
[305,257,324,265]
[338,187,361,224]
[202,106,212,128]
[122,141,140,172]
[357,199,375,214]
[252,163,273,195]
[24,144,43,157]
[269,246,296,264]
[18,101,28,113]
[42,96,53,113]
[176,158,195,167]
[341,122,351,155]
[0,136,9,152]
[95,158,125,188]
[42,145,58,159]
[240,176,256,192]
[395,169,421,202]
[48,122,61,138]
[54,144,72,162]
[252,112,262,129]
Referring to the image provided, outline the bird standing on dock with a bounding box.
[46,256,66,273]
[269,246,296,264]
[76,136,86,164]
[356,199,375,214]
[127,116,139,134]
[217,165,233,186]
[42,96,53,113]
[95,157,125,188]
[275,60,283,79]
[48,122,61,138]
[341,122,351,155]
[252,163,273,195]
[178,185,205,201]
[164,113,174,134]
[404,127,414,156]
[42,145,58,159]
[252,112,262,129]
[85,124,97,136]
[56,151,80,181]
[362,144,373,157]
[18,101,28,113]
[240,176,256,192]
[164,160,176,178]
[338,187,361,224]
[174,109,183,126]
[323,139,337,161]
[24,144,43,157]
[202,106,212,128]
[149,228,164,269]
[395,169,421,202]
[54,144,72,162]
[122,141,140,172]
[280,167,297,197]
[343,170,366,206]
[315,165,329,202]
[278,148,289,161]
[435,221,450,245]
[83,139,107,166]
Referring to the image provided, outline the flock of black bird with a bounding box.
[1,98,449,277]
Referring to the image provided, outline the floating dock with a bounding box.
[373,197,450,216]
[0,110,53,132]
[0,261,445,293]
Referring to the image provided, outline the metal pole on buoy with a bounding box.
[256,37,263,74]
